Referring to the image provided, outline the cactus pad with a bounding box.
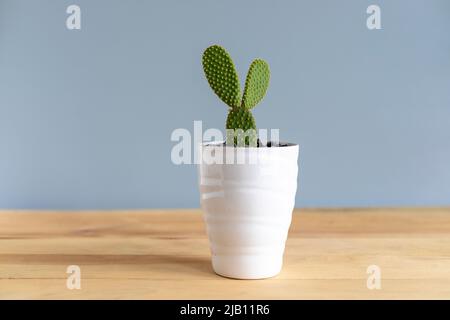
[242,59,270,109]
[226,107,257,146]
[202,45,241,107]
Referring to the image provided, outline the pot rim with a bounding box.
[200,141,298,149]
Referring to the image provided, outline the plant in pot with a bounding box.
[198,45,299,279]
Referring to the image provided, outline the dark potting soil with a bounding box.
[204,140,295,148]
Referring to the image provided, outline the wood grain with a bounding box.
[0,208,449,299]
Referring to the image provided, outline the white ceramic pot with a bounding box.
[198,142,299,279]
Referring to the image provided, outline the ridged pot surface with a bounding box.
[198,143,299,279]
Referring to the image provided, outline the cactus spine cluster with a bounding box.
[202,45,270,146]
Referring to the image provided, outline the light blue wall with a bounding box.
[1,0,450,209]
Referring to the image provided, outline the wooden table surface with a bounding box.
[0,208,449,300]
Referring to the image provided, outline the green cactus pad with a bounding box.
[202,45,241,107]
[242,59,270,109]
[226,107,257,146]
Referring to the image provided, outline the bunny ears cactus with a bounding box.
[202,45,270,146]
